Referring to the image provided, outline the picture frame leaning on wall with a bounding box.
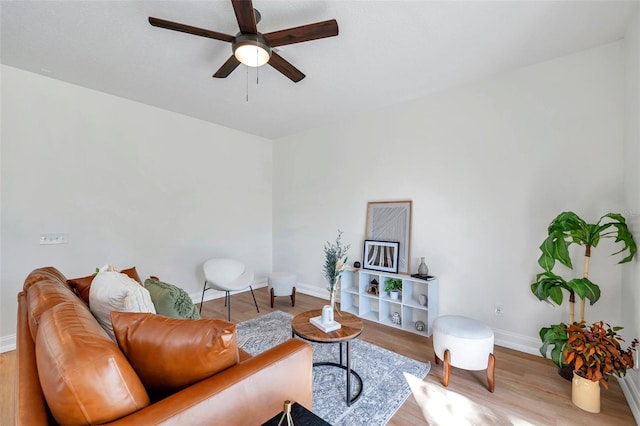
[365,200,412,274]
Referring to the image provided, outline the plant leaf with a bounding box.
[567,278,601,305]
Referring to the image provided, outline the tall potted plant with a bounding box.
[531,212,636,371]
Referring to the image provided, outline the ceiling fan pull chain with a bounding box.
[246,65,249,102]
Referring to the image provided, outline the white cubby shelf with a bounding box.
[339,269,438,337]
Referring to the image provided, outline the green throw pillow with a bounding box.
[144,278,201,319]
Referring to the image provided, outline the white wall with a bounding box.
[0,65,272,344]
[622,7,640,422]
[273,41,627,354]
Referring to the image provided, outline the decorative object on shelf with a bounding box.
[415,321,425,331]
[363,240,399,273]
[385,278,402,300]
[353,261,361,268]
[323,230,350,314]
[564,321,638,413]
[411,273,433,280]
[367,279,379,296]
[419,294,428,306]
[391,312,401,325]
[366,200,412,274]
[417,257,429,276]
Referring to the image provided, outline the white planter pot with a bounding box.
[390,290,399,300]
[572,372,600,413]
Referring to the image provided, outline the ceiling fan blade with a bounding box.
[263,19,338,47]
[213,55,241,78]
[149,17,234,43]
[231,0,258,34]
[268,52,305,83]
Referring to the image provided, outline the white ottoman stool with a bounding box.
[432,315,495,392]
[268,272,296,308]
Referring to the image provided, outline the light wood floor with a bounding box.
[2,289,637,425]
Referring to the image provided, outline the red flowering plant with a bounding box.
[563,321,638,389]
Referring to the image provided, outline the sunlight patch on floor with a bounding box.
[404,373,536,426]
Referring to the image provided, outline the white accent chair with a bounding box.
[432,315,495,392]
[200,258,259,321]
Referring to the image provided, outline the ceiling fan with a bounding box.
[149,0,339,83]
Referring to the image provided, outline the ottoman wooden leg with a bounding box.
[487,353,495,393]
[270,288,275,308]
[291,287,296,307]
[443,349,451,387]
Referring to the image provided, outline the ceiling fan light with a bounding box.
[234,44,270,67]
[233,34,271,67]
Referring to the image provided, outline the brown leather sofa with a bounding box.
[16,267,313,425]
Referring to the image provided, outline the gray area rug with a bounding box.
[236,311,431,426]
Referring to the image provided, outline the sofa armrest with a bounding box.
[15,292,53,426]
[108,338,313,426]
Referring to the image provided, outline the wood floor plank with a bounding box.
[2,288,636,425]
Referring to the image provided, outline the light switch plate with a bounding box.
[40,233,68,245]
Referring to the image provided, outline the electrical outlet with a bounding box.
[39,233,68,245]
[494,305,504,316]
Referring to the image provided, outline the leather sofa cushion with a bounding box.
[24,266,72,292]
[112,312,239,392]
[27,278,87,342]
[36,302,150,425]
[68,266,142,305]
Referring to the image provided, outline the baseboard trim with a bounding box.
[493,327,543,357]
[619,373,640,424]
[1,334,16,353]
[295,283,331,301]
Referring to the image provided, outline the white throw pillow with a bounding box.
[89,267,156,341]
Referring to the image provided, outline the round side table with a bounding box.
[291,309,364,406]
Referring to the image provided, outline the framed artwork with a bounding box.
[363,240,400,273]
[365,200,412,274]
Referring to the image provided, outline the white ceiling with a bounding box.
[2,1,638,139]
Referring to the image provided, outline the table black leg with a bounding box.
[346,340,352,407]
[298,334,363,406]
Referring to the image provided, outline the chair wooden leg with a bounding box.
[291,287,296,307]
[434,350,440,365]
[225,291,231,322]
[442,349,451,387]
[487,353,495,393]
[270,288,275,308]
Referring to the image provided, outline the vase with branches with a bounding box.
[323,230,350,312]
